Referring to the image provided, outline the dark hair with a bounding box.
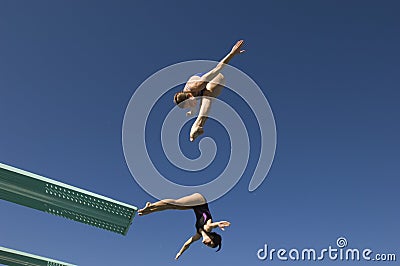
[207,232,222,252]
[173,91,191,108]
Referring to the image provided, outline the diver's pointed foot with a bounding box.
[138,202,152,216]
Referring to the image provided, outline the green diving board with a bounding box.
[0,163,137,235]
[0,246,76,266]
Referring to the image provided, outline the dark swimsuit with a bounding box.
[193,203,212,233]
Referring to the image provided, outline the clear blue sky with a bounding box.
[0,1,399,265]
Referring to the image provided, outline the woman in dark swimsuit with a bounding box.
[138,193,231,260]
[173,40,245,142]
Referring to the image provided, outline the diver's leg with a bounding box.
[206,73,225,97]
[138,193,206,215]
[174,192,207,206]
[138,200,188,216]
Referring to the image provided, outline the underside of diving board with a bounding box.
[0,246,76,266]
[0,163,137,235]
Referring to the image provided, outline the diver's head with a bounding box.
[202,232,222,252]
[173,91,197,108]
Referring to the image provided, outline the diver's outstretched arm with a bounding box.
[201,40,245,82]
[175,233,201,260]
[186,40,245,92]
[208,220,231,231]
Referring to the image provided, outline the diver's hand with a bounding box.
[230,40,245,55]
[175,252,181,260]
[186,107,197,117]
[218,221,231,231]
[189,126,204,142]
